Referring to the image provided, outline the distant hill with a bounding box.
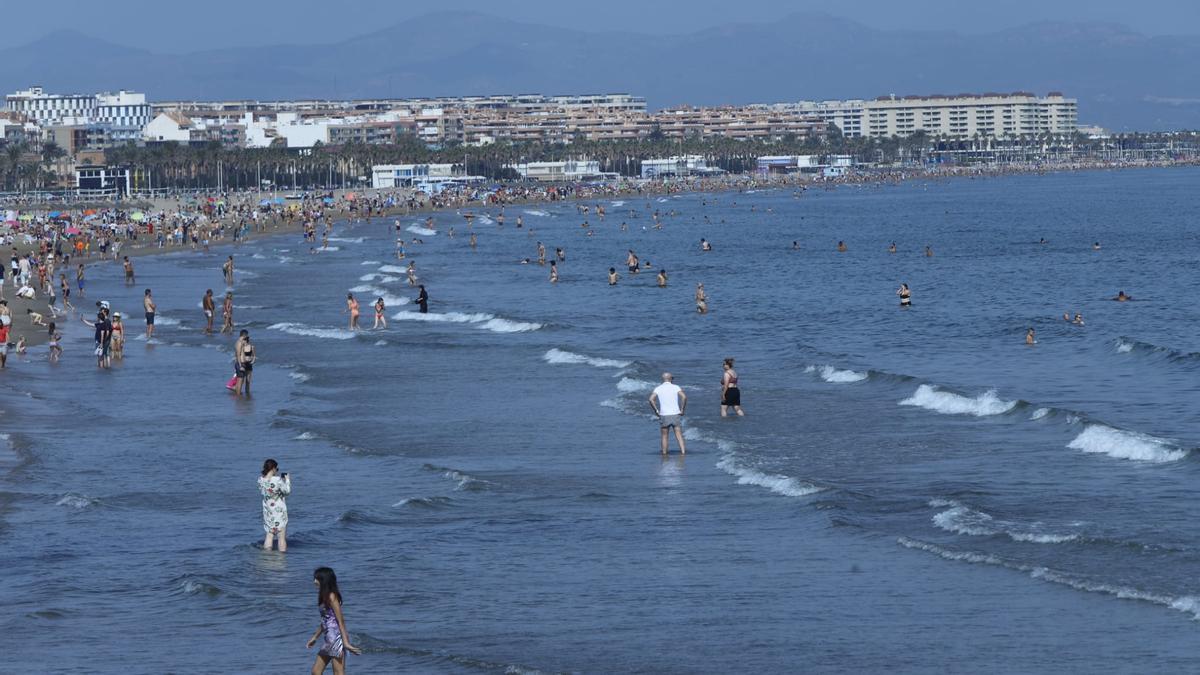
[1,11,1197,131]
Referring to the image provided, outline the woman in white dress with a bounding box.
[258,459,291,552]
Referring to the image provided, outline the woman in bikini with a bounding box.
[346,293,360,331]
[721,358,745,417]
[373,297,386,330]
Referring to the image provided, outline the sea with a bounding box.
[2,167,1198,673]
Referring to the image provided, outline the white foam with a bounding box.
[808,364,868,383]
[610,200,625,207]
[154,316,181,326]
[288,371,310,383]
[319,246,341,251]
[294,431,317,440]
[391,310,493,324]
[523,209,549,217]
[328,237,364,243]
[477,216,494,225]
[360,260,381,265]
[268,323,357,340]
[1067,425,1187,463]
[931,501,1078,544]
[480,318,542,333]
[616,377,655,393]
[899,384,1017,417]
[542,348,630,369]
[1116,340,1134,354]
[56,493,95,509]
[233,305,264,310]
[374,340,386,346]
[407,225,437,236]
[251,253,266,259]
[378,265,407,274]
[1030,408,1051,420]
[352,286,410,307]
[717,455,823,497]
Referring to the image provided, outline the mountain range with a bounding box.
[1,11,1197,131]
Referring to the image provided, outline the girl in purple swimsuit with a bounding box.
[307,567,362,673]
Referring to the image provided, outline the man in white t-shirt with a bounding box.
[649,372,687,455]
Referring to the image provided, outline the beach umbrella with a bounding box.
[83,209,97,216]
[130,212,145,222]
[272,196,286,205]
[259,199,271,206]
[322,197,334,204]
[48,211,61,218]
[18,214,33,221]
[65,226,81,235]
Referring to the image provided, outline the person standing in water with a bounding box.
[416,285,428,313]
[202,289,216,335]
[221,292,234,334]
[897,283,911,307]
[649,372,688,455]
[346,293,360,331]
[235,329,256,395]
[608,268,619,286]
[143,289,156,338]
[1026,328,1036,345]
[223,256,235,286]
[122,256,135,285]
[307,567,363,672]
[626,250,639,274]
[549,260,559,283]
[656,269,668,287]
[258,459,290,552]
[720,358,745,417]
[837,241,848,252]
[373,297,386,329]
[695,283,708,314]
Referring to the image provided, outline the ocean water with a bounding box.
[3,167,1199,673]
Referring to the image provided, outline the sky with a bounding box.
[27,0,1200,52]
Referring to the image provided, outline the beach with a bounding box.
[2,165,1198,671]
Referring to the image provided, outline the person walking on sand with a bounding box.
[221,292,234,334]
[721,358,745,417]
[307,567,363,673]
[258,459,290,552]
[143,289,156,338]
[649,372,688,455]
[346,293,360,331]
[202,289,216,335]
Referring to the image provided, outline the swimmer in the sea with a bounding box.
[695,283,708,315]
[700,238,712,251]
[888,242,897,253]
[1073,313,1084,326]
[1026,328,1036,345]
[924,245,933,257]
[896,283,911,307]
[656,269,667,287]
[549,260,559,284]
[608,268,619,286]
[837,241,848,252]
[1113,290,1131,302]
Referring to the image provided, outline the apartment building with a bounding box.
[5,87,152,142]
[761,92,1077,139]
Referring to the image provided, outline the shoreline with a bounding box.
[2,157,1194,354]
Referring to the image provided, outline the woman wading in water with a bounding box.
[307,567,362,674]
[720,358,745,417]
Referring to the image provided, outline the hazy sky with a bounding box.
[26,0,1200,52]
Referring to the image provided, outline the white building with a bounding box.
[371,163,463,189]
[640,155,721,178]
[507,160,612,182]
[6,86,151,142]
[761,92,1077,139]
[143,112,194,143]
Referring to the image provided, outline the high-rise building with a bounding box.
[760,92,1077,139]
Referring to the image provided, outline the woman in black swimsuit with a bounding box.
[721,358,744,417]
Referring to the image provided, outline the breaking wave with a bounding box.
[1067,425,1188,463]
[899,384,1018,417]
